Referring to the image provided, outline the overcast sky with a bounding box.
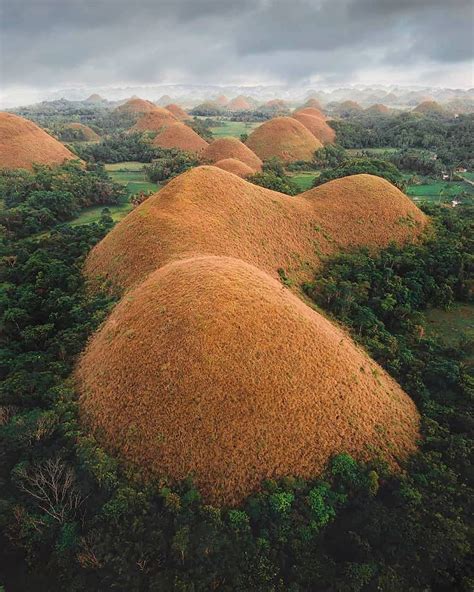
[1,0,473,103]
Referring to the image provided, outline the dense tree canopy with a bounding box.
[330,112,474,170]
[0,162,125,237]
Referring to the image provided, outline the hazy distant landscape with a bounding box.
[0,1,473,591]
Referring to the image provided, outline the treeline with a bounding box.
[331,112,474,170]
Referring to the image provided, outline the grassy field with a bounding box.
[406,178,474,203]
[71,162,158,226]
[208,120,261,139]
[70,201,134,226]
[459,171,474,182]
[425,304,474,368]
[105,161,158,196]
[289,171,319,191]
[346,147,399,156]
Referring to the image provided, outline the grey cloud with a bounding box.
[0,0,472,92]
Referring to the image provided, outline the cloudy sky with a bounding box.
[1,0,473,104]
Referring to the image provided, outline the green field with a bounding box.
[289,171,319,191]
[406,178,474,203]
[346,147,400,156]
[425,304,474,367]
[209,120,261,139]
[105,161,158,196]
[71,162,158,226]
[69,201,134,226]
[460,171,474,182]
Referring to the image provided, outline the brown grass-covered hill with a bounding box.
[228,95,252,111]
[77,254,420,505]
[294,106,326,120]
[165,103,191,121]
[365,103,391,115]
[213,158,254,178]
[215,94,229,106]
[129,108,178,133]
[292,112,336,145]
[0,112,77,170]
[114,98,158,115]
[335,100,363,114]
[84,166,428,293]
[246,117,323,162]
[151,122,208,154]
[201,138,262,171]
[85,93,104,103]
[412,101,446,115]
[302,97,323,110]
[63,122,100,141]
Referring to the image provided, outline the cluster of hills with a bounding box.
[78,164,426,504]
[0,101,432,504]
[4,84,472,111]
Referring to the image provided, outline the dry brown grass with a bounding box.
[215,95,229,106]
[294,106,326,120]
[130,108,178,132]
[365,104,390,114]
[201,138,262,171]
[115,98,158,114]
[151,122,208,153]
[84,166,428,293]
[77,254,420,505]
[265,99,287,108]
[412,101,445,114]
[0,112,77,170]
[338,100,363,111]
[246,117,323,162]
[228,96,252,111]
[303,98,323,110]
[165,104,191,121]
[64,123,100,141]
[213,158,254,177]
[292,112,336,145]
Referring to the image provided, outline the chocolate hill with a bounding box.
[77,255,420,505]
[84,166,428,292]
[215,95,229,106]
[213,158,254,178]
[63,122,100,141]
[366,103,391,114]
[302,98,323,110]
[227,95,252,111]
[246,116,323,162]
[130,107,178,132]
[201,138,262,171]
[165,103,191,121]
[85,94,104,103]
[115,98,158,115]
[151,122,208,154]
[0,112,77,170]
[292,112,335,145]
[412,101,446,115]
[294,106,326,120]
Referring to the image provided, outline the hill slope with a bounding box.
[292,112,336,145]
[77,255,420,505]
[84,166,428,292]
[0,112,77,170]
[246,117,323,162]
[152,122,208,153]
[201,138,262,170]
